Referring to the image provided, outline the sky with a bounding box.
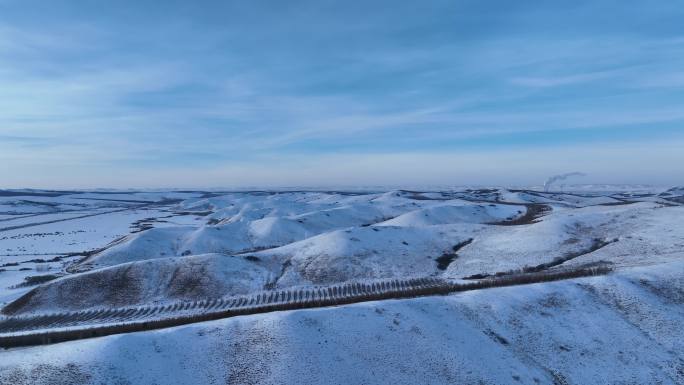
[1,0,683,189]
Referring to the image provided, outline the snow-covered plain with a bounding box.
[0,187,682,384]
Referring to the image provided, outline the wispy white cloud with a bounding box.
[637,72,684,88]
[1,1,683,187]
[510,71,616,88]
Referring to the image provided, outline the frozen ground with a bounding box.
[0,187,682,384]
[0,191,207,306]
[0,262,682,385]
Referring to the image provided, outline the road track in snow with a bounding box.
[0,207,141,233]
[0,199,183,233]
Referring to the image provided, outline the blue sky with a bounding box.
[1,0,683,188]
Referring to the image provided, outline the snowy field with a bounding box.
[0,187,682,384]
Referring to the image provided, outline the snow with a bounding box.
[0,192,209,258]
[5,188,684,312]
[0,262,682,384]
[83,194,422,268]
[256,225,477,285]
[5,253,269,314]
[377,201,522,226]
[0,187,683,384]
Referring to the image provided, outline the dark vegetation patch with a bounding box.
[172,210,212,216]
[665,196,684,204]
[2,289,38,315]
[1,262,19,267]
[130,216,174,233]
[0,231,79,242]
[360,216,396,227]
[235,245,277,254]
[16,200,60,208]
[73,197,154,204]
[0,190,77,197]
[466,188,499,194]
[484,329,509,345]
[21,256,63,264]
[637,278,684,304]
[0,362,92,385]
[490,204,551,226]
[16,275,62,287]
[130,225,153,233]
[264,260,292,290]
[464,238,617,279]
[435,238,474,270]
[102,265,144,306]
[574,260,615,269]
[6,255,272,316]
[398,191,447,201]
[434,255,457,270]
[538,293,570,309]
[597,200,637,206]
[551,371,570,385]
[24,263,148,312]
[165,264,221,300]
[464,272,489,280]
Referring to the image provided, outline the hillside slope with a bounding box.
[3,254,270,315]
[0,262,681,385]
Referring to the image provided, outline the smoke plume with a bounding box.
[543,172,586,192]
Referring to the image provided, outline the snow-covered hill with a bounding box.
[2,253,270,315]
[1,261,681,385]
[4,189,683,315]
[0,187,682,384]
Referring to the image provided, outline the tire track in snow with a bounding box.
[0,207,142,233]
